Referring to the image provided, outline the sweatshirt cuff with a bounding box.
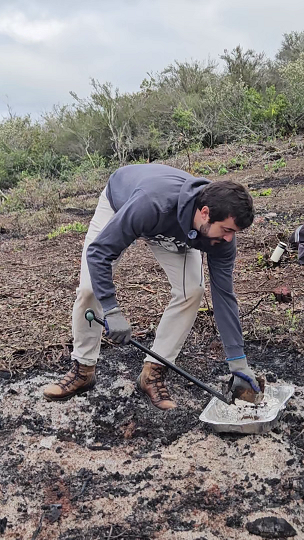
[224,345,245,358]
[101,295,119,313]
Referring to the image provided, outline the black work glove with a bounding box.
[104,307,131,345]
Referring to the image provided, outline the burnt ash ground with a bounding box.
[0,138,304,539]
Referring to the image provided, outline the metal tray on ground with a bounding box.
[199,385,295,434]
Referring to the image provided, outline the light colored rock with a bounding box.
[39,436,57,449]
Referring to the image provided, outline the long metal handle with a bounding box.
[85,308,231,405]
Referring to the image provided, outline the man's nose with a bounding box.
[223,232,235,242]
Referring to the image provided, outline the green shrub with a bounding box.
[218,165,228,175]
[279,52,304,129]
[229,155,248,170]
[272,158,286,171]
[264,158,286,172]
[192,162,213,175]
[250,188,272,197]
[0,37,303,183]
[256,252,267,267]
[0,175,61,213]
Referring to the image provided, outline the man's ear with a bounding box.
[200,205,210,224]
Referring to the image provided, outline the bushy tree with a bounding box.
[220,45,267,89]
[159,60,217,94]
[276,31,304,65]
[44,102,110,164]
[0,115,64,189]
[279,52,304,129]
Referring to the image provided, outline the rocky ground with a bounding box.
[1,138,304,539]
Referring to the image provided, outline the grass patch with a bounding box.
[47,221,88,239]
[250,188,272,197]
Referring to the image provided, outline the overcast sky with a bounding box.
[0,0,303,119]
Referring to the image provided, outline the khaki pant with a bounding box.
[72,189,205,366]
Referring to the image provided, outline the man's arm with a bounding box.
[207,237,244,358]
[207,239,263,402]
[86,189,159,313]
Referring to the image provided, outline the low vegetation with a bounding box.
[0,30,303,198]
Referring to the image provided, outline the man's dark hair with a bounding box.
[196,180,254,229]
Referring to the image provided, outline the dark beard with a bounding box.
[199,223,211,237]
[199,223,222,242]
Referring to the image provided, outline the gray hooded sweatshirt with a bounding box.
[86,163,244,359]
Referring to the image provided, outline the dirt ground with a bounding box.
[1,138,304,539]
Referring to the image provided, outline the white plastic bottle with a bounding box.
[270,241,287,263]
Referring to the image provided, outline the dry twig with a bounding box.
[203,293,217,335]
[125,284,157,293]
[31,513,44,540]
[240,295,268,318]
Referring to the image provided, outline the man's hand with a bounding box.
[225,356,264,404]
[104,307,131,345]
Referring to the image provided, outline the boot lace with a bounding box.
[146,365,171,402]
[58,361,87,390]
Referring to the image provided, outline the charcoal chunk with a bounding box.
[246,517,297,538]
[0,517,7,534]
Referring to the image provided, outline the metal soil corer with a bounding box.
[84,308,233,405]
[84,309,294,433]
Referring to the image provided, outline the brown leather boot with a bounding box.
[43,361,96,402]
[137,362,177,411]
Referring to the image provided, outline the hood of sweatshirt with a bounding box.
[177,175,212,236]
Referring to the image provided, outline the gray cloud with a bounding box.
[0,0,303,118]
